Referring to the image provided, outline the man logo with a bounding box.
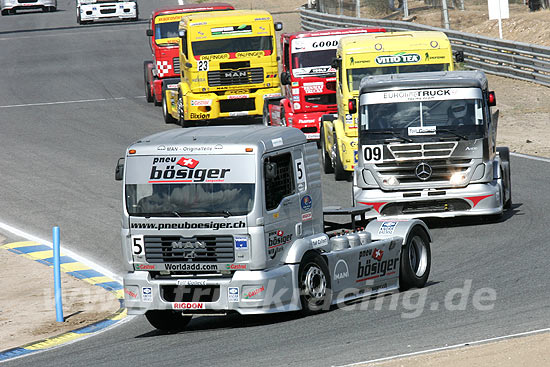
[334,259,349,281]
[224,71,247,78]
[415,162,432,181]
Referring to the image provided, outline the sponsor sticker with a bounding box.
[141,287,153,302]
[211,25,252,36]
[190,99,212,106]
[228,287,240,302]
[292,88,300,95]
[124,287,138,299]
[272,137,283,147]
[264,92,282,98]
[227,94,249,99]
[408,126,436,136]
[173,302,204,309]
[304,133,320,140]
[176,279,207,286]
[268,230,293,259]
[375,53,421,65]
[311,235,328,249]
[302,212,312,221]
[243,285,265,299]
[301,195,312,211]
[292,82,299,87]
[334,259,350,281]
[372,248,384,261]
[235,236,249,250]
[303,82,324,94]
[378,221,397,235]
[292,95,300,102]
[229,111,249,116]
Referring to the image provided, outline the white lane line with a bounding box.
[0,220,122,283]
[0,96,145,109]
[511,152,550,163]
[334,327,550,367]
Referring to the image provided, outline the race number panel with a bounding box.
[362,145,383,163]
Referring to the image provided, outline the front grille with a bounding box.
[19,0,38,3]
[144,235,234,263]
[304,94,336,105]
[100,8,116,14]
[173,57,180,74]
[208,68,263,87]
[388,142,457,160]
[374,158,472,183]
[381,199,472,216]
[161,285,220,303]
[219,98,255,113]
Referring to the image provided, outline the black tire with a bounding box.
[162,84,177,124]
[178,93,194,128]
[399,226,431,291]
[262,101,271,126]
[298,252,332,314]
[497,147,512,209]
[333,134,350,181]
[145,310,191,331]
[144,61,154,103]
[1,9,8,16]
[77,12,81,24]
[320,124,334,174]
[133,3,139,21]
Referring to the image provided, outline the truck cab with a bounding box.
[116,125,432,331]
[353,70,512,218]
[321,31,460,180]
[76,0,137,24]
[263,28,384,141]
[143,4,235,107]
[163,10,283,127]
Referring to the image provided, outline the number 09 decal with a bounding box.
[362,145,383,163]
[131,235,144,256]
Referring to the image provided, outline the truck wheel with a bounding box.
[399,226,431,291]
[298,252,332,314]
[497,147,512,209]
[178,94,194,128]
[145,310,191,331]
[1,9,8,16]
[333,135,350,181]
[262,101,270,126]
[320,124,334,174]
[162,85,177,124]
[143,61,153,103]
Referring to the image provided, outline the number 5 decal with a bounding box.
[362,145,383,163]
[132,235,144,256]
[197,60,209,71]
[295,157,307,192]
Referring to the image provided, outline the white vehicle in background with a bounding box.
[76,0,137,24]
[1,0,56,15]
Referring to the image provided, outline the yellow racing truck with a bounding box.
[163,10,283,127]
[321,31,463,180]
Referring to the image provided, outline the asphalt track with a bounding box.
[1,1,549,366]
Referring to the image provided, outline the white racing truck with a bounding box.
[353,71,512,218]
[115,125,432,331]
[76,0,137,24]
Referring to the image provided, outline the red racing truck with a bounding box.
[263,28,384,142]
[144,3,234,106]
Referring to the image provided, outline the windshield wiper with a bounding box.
[367,130,413,143]
[437,128,468,141]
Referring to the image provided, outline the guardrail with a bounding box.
[300,7,550,87]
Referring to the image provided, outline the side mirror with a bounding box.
[265,162,278,180]
[331,57,341,69]
[488,91,496,107]
[178,29,186,38]
[348,99,357,114]
[115,157,125,181]
[146,29,153,37]
[453,50,464,63]
[185,62,192,69]
[280,71,291,85]
[274,22,283,31]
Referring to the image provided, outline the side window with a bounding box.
[283,41,290,70]
[264,152,296,211]
[338,61,343,91]
[181,32,188,59]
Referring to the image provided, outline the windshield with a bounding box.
[155,21,180,45]
[126,183,254,217]
[292,49,336,77]
[347,63,449,92]
[192,36,272,56]
[359,88,485,141]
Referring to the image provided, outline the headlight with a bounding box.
[383,176,399,186]
[450,172,467,185]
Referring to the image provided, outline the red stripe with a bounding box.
[147,180,192,183]
[358,202,387,213]
[386,271,396,276]
[356,275,380,283]
[465,194,494,207]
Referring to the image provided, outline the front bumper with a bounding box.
[184,88,281,121]
[287,111,330,141]
[80,2,136,21]
[354,180,503,218]
[124,265,301,315]
[2,0,55,10]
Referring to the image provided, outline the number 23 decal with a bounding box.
[197,60,209,71]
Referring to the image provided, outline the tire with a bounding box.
[333,134,350,181]
[143,61,153,103]
[145,310,191,331]
[262,101,271,126]
[399,226,431,291]
[1,9,8,16]
[162,85,177,124]
[320,124,334,174]
[77,12,81,24]
[178,93,194,128]
[133,3,139,21]
[298,252,332,314]
[497,147,512,209]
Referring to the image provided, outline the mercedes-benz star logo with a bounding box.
[415,162,432,181]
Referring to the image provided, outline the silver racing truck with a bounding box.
[353,71,512,218]
[115,125,432,331]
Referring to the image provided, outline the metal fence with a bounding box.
[300,6,550,87]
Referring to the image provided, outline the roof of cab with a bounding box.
[282,27,384,40]
[181,9,272,25]
[152,3,234,18]
[128,125,307,156]
[339,30,450,54]
[359,70,488,95]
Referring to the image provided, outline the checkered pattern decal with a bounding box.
[156,60,173,78]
